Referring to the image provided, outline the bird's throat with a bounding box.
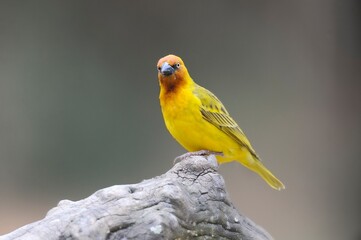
[159,75,184,95]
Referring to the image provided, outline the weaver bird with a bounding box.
[157,54,285,190]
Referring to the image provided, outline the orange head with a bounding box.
[157,54,192,93]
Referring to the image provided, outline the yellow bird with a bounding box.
[157,54,285,190]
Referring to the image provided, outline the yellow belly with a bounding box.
[160,90,243,163]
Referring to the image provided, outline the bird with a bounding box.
[157,54,285,190]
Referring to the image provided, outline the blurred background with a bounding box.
[0,1,360,239]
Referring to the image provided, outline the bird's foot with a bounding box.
[173,150,223,165]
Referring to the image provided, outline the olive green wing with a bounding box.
[193,85,260,160]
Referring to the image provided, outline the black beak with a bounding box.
[160,62,175,76]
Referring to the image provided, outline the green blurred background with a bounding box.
[1,1,360,239]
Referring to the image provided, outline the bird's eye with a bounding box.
[173,63,181,69]
[157,66,161,71]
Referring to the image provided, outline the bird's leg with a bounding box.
[173,150,223,165]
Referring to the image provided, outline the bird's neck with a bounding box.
[159,75,193,96]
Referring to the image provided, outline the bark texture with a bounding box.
[1,154,273,240]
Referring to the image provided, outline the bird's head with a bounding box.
[157,54,191,93]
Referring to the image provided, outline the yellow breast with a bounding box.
[160,86,239,158]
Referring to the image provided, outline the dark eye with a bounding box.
[173,63,181,69]
[157,66,161,71]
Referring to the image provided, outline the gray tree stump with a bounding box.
[1,154,273,240]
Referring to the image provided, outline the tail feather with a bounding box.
[239,157,285,190]
[218,149,285,190]
[247,160,285,190]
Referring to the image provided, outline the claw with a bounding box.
[173,150,223,165]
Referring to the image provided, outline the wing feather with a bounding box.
[193,85,259,159]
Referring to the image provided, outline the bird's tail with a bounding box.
[245,159,285,190]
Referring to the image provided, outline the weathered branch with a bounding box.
[1,154,273,240]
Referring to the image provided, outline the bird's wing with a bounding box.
[193,85,259,160]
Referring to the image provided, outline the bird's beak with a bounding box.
[160,62,175,76]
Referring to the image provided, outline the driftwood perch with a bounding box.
[1,154,272,240]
